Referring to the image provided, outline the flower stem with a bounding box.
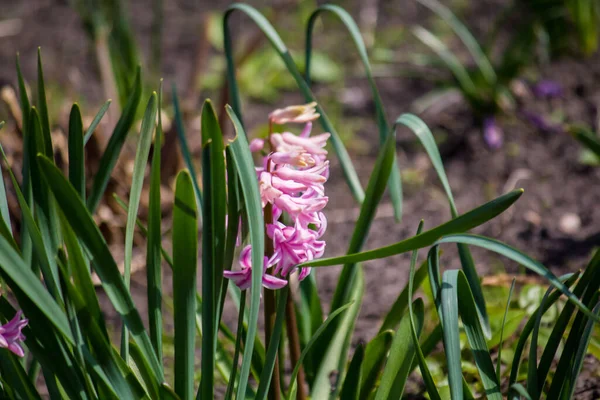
[285,287,307,400]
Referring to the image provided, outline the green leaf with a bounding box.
[173,170,198,400]
[68,104,85,199]
[507,273,580,399]
[339,344,364,400]
[306,4,402,221]
[416,0,496,85]
[359,330,393,399]
[439,269,501,399]
[397,113,490,338]
[0,122,11,231]
[84,100,112,145]
[87,67,142,213]
[256,288,289,400]
[562,300,600,399]
[199,100,227,399]
[434,234,600,322]
[536,250,600,392]
[496,278,516,383]
[36,48,54,159]
[223,3,364,204]
[172,84,203,212]
[37,154,163,383]
[374,299,424,400]
[225,106,265,400]
[301,189,523,268]
[527,284,556,399]
[408,222,441,400]
[0,351,43,400]
[412,26,476,96]
[224,292,246,400]
[147,85,163,361]
[571,125,600,160]
[286,301,353,400]
[121,92,157,358]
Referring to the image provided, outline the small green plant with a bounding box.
[0,4,598,400]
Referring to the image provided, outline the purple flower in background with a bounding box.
[533,80,563,98]
[224,104,330,290]
[0,310,28,357]
[483,117,503,150]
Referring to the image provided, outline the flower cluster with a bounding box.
[0,310,28,357]
[224,103,329,290]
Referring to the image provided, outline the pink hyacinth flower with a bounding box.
[269,102,320,125]
[0,311,28,357]
[223,245,287,290]
[249,138,265,152]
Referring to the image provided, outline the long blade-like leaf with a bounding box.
[301,189,523,268]
[87,68,142,213]
[121,92,157,358]
[225,106,265,400]
[173,170,198,400]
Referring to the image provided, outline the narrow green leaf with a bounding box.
[571,125,600,159]
[225,106,266,400]
[0,122,11,231]
[0,351,43,400]
[301,189,523,268]
[416,0,496,85]
[173,170,198,400]
[199,99,227,400]
[527,285,556,399]
[359,330,394,399]
[306,5,403,220]
[286,301,353,400]
[339,344,364,400]
[440,269,501,400]
[408,222,441,400]
[434,234,600,322]
[147,85,163,361]
[562,300,600,399]
[87,67,142,213]
[412,26,476,96]
[84,100,112,145]
[496,278,516,383]
[36,48,53,159]
[38,155,163,382]
[537,250,600,391]
[374,299,424,400]
[172,84,203,212]
[224,292,246,400]
[121,92,157,358]
[68,104,85,199]
[256,288,289,400]
[507,273,580,399]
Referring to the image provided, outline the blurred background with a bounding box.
[0,0,599,392]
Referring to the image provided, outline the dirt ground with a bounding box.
[1,0,600,397]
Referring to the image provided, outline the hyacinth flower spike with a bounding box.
[223,102,329,291]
